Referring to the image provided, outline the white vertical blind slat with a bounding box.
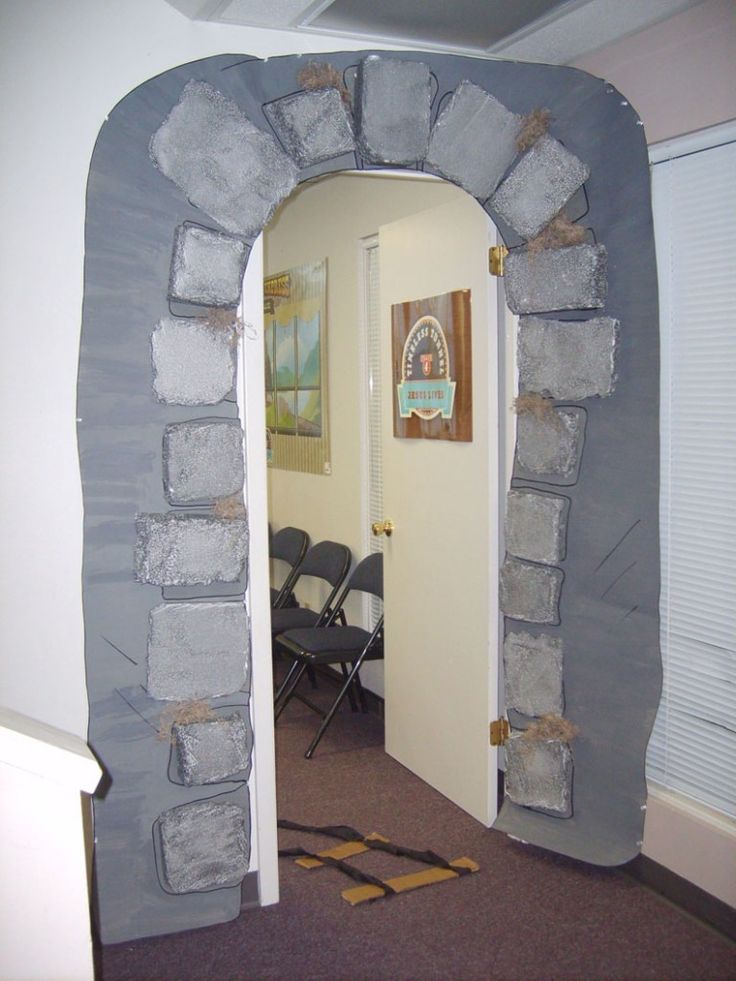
[646,138,736,818]
[364,243,383,627]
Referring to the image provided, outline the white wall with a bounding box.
[0,707,101,980]
[264,174,463,692]
[0,0,406,740]
[573,0,736,908]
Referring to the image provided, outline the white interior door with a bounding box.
[379,195,501,826]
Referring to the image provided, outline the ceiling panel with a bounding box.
[164,0,705,64]
[310,0,572,51]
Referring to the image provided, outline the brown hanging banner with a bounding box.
[392,289,473,442]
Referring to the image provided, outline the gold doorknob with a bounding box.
[371,519,395,537]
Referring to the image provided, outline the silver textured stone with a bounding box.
[151,317,236,406]
[515,408,585,480]
[173,714,251,785]
[163,419,244,505]
[169,223,249,308]
[505,733,573,817]
[504,631,564,717]
[505,244,607,314]
[505,489,569,565]
[356,56,431,164]
[500,556,562,624]
[159,799,249,893]
[426,81,521,199]
[264,87,354,168]
[147,601,249,701]
[150,80,298,237]
[491,134,590,240]
[518,316,619,400]
[135,513,247,586]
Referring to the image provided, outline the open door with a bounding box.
[379,194,501,826]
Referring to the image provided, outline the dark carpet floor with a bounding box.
[100,673,736,981]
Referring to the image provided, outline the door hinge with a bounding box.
[490,718,510,746]
[489,245,508,277]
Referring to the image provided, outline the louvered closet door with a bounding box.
[647,134,736,817]
[363,238,384,630]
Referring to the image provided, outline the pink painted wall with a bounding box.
[571,0,736,145]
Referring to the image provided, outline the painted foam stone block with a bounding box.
[500,556,562,625]
[168,223,249,308]
[426,81,521,200]
[152,318,236,406]
[173,714,251,786]
[518,316,619,400]
[505,244,607,314]
[158,799,249,893]
[505,489,569,566]
[163,419,245,505]
[504,631,564,717]
[504,733,573,817]
[264,87,354,168]
[515,407,586,482]
[134,513,247,586]
[147,601,249,701]
[491,134,590,240]
[355,55,431,165]
[150,80,298,238]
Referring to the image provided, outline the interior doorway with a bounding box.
[259,172,506,828]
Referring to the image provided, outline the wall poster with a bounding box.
[264,259,330,474]
[392,289,472,441]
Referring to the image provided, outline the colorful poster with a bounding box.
[264,260,329,473]
[392,289,472,441]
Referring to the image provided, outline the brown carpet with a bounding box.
[100,674,735,980]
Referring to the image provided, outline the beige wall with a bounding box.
[264,173,465,691]
[571,0,736,145]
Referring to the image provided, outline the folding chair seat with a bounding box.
[274,552,383,758]
[269,526,309,609]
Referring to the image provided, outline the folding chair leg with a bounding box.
[340,662,359,712]
[274,657,300,705]
[305,658,365,759]
[275,661,308,719]
[353,670,368,712]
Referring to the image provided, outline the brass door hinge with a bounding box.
[490,718,510,746]
[489,245,508,277]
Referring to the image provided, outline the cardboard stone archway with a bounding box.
[78,50,661,943]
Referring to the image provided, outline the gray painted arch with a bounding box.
[79,50,661,943]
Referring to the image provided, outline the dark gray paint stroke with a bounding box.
[79,50,660,942]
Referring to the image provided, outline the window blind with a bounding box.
[364,240,384,626]
[646,135,736,817]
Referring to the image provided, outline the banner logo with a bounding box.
[397,315,456,420]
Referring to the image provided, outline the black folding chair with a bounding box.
[270,526,309,609]
[270,540,352,641]
[274,553,383,759]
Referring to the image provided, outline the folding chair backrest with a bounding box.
[270,526,310,609]
[322,553,383,628]
[346,552,383,599]
[270,526,309,568]
[298,540,352,587]
[291,540,352,619]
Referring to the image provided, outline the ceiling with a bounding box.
[164,0,702,64]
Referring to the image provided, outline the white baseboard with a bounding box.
[643,784,736,908]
